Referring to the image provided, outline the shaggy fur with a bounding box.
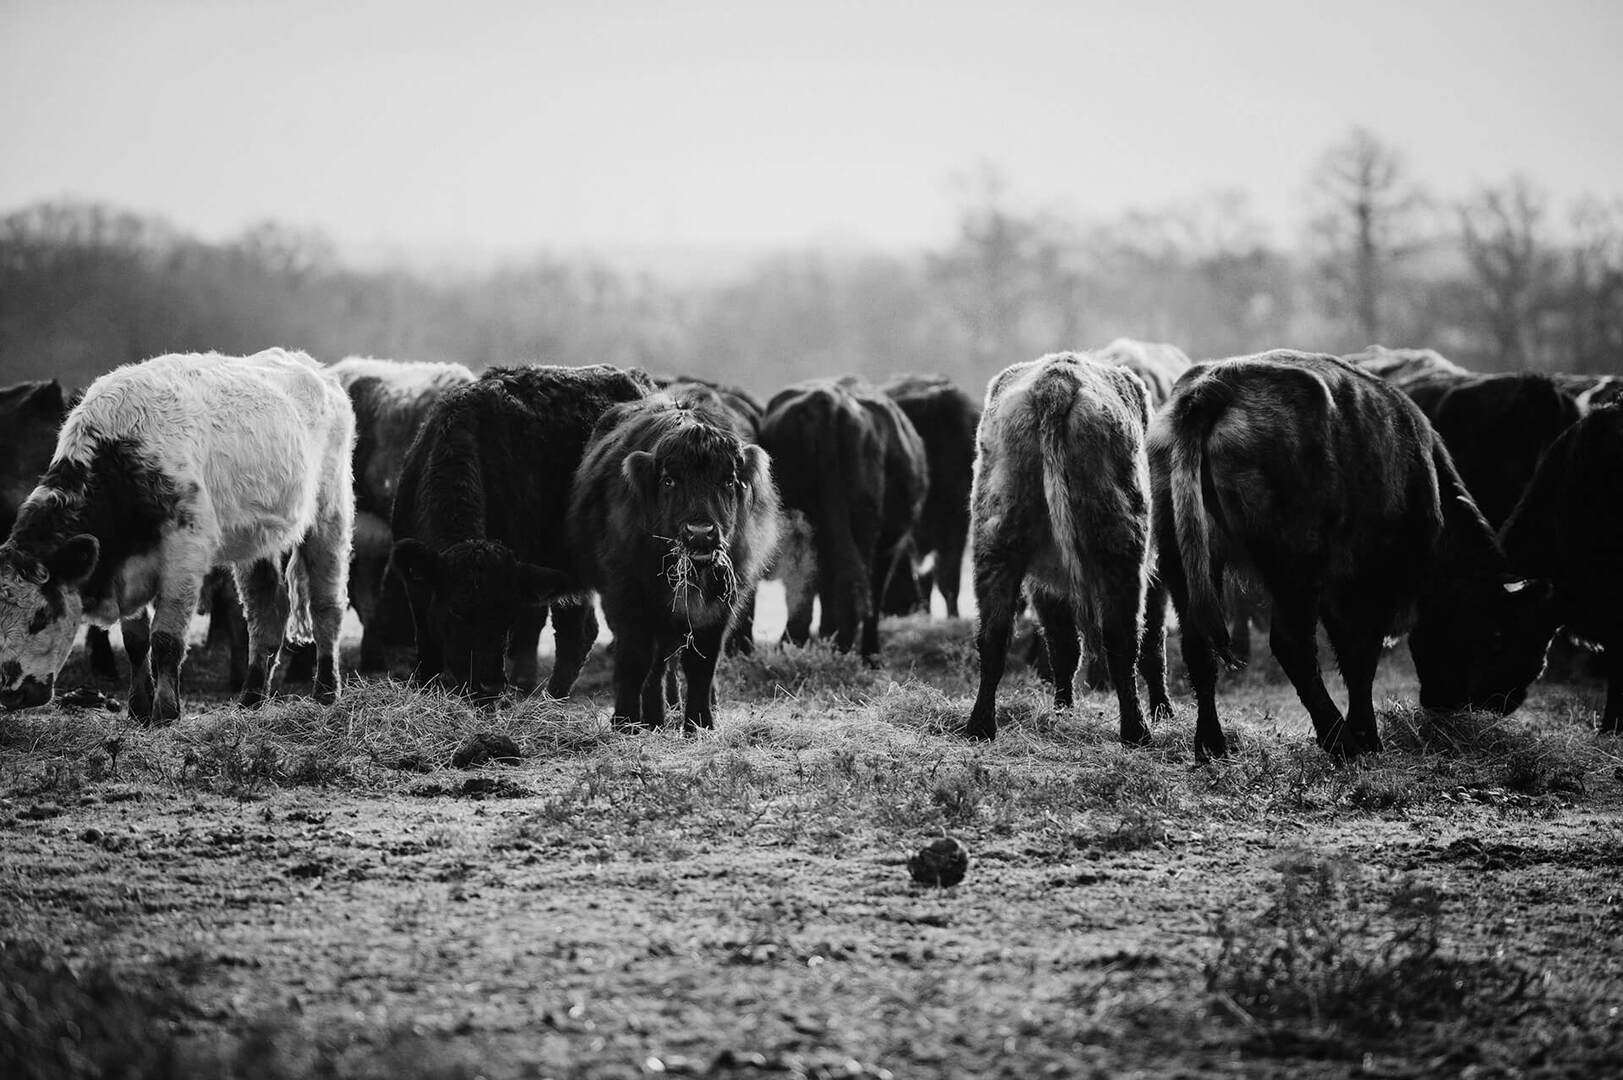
[1499,405,1623,732]
[967,352,1167,744]
[1341,344,1469,390]
[761,378,928,659]
[661,378,769,655]
[1151,350,1557,761]
[878,373,980,618]
[0,349,355,719]
[570,395,779,729]
[389,363,653,700]
[331,356,475,671]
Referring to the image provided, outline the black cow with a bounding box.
[1094,338,1192,408]
[1151,350,1557,761]
[761,378,928,659]
[661,378,768,654]
[878,373,979,618]
[1341,344,1469,391]
[389,363,652,701]
[1499,405,1623,732]
[1400,372,1581,528]
[332,356,476,672]
[570,395,780,729]
[967,352,1168,743]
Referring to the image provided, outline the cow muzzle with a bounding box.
[681,522,721,563]
[0,675,54,711]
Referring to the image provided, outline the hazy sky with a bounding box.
[3,0,1620,262]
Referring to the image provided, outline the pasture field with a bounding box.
[2,591,1622,1079]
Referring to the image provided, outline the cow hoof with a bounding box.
[152,691,181,725]
[127,688,154,723]
[313,685,338,706]
[1052,690,1074,711]
[238,688,267,710]
[1148,698,1174,723]
[964,719,996,742]
[1193,737,1229,763]
[1121,726,1152,748]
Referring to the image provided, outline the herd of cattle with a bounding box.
[0,340,1618,759]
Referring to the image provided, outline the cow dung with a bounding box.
[451,732,524,769]
[908,837,970,888]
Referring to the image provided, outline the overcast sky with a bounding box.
[3,0,1619,263]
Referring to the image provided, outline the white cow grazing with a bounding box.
[0,349,355,720]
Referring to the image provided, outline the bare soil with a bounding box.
[3,611,1622,1079]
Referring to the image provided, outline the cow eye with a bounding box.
[662,475,676,488]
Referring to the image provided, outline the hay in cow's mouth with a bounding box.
[658,535,738,610]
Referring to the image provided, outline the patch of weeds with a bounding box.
[1090,808,1173,852]
[0,938,185,1080]
[930,763,987,827]
[1382,702,1594,798]
[1205,854,1545,1051]
[176,718,282,797]
[873,682,961,736]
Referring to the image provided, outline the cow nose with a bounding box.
[682,523,718,547]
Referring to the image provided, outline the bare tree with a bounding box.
[1305,127,1429,345]
[1459,176,1554,368]
[1564,196,1623,372]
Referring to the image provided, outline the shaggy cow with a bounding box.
[389,363,652,701]
[1152,350,1557,761]
[878,373,979,618]
[662,378,768,654]
[967,352,1168,743]
[331,356,476,671]
[1553,373,1623,412]
[761,378,928,659]
[1499,405,1623,732]
[1094,338,1192,407]
[570,395,779,729]
[0,349,355,719]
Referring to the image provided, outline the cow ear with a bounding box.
[27,381,66,415]
[622,451,657,500]
[516,563,570,608]
[739,444,771,496]
[390,538,438,587]
[47,534,98,586]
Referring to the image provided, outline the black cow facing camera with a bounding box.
[571,396,780,731]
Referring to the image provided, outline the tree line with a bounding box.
[3,128,1620,396]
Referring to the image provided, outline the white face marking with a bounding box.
[0,567,82,688]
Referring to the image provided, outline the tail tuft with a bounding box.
[283,550,315,645]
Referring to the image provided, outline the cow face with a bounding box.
[390,538,569,701]
[1410,577,1559,715]
[0,537,99,710]
[623,425,769,586]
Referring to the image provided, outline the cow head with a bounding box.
[389,537,569,702]
[0,537,99,709]
[621,421,771,595]
[1410,576,1559,715]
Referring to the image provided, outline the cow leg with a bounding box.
[507,607,545,695]
[680,623,727,731]
[1329,629,1384,756]
[401,578,442,687]
[1602,645,1623,735]
[1138,578,1171,720]
[123,610,153,720]
[297,528,350,706]
[861,542,891,663]
[1159,543,1228,761]
[1029,588,1080,710]
[1082,620,1112,692]
[86,626,119,681]
[234,557,290,708]
[937,533,966,619]
[546,602,598,699]
[967,520,1034,741]
[145,567,205,723]
[1268,597,1350,757]
[1227,588,1253,667]
[781,529,817,647]
[663,655,681,709]
[642,633,684,727]
[726,584,758,656]
[350,552,388,673]
[609,614,659,728]
[1097,578,1151,747]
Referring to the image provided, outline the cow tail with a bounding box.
[1166,381,1242,669]
[283,549,315,645]
[1033,373,1088,598]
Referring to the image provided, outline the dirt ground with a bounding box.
[2,602,1622,1079]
